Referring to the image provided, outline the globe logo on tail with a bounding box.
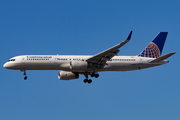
[138,42,160,58]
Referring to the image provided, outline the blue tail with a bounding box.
[138,32,168,58]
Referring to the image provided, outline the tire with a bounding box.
[84,79,88,83]
[88,79,92,84]
[24,76,27,80]
[95,74,99,78]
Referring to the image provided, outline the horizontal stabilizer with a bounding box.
[149,52,176,63]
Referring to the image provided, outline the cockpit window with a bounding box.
[8,59,15,62]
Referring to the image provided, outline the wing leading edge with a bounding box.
[86,31,132,68]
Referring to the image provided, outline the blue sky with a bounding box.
[0,0,180,120]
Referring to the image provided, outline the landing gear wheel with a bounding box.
[88,79,92,84]
[83,79,92,84]
[84,79,88,83]
[91,73,95,77]
[95,74,99,78]
[24,76,28,80]
[83,72,93,84]
[91,73,99,78]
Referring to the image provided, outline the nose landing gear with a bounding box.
[24,76,28,80]
[21,69,28,80]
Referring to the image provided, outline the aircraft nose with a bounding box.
[3,63,7,68]
[3,62,10,69]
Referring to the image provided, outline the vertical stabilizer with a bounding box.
[138,32,168,58]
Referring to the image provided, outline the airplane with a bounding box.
[3,31,175,84]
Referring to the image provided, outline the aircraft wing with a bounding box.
[86,31,132,68]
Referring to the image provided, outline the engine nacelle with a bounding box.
[58,71,79,80]
[70,61,88,70]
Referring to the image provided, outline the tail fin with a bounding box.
[138,32,168,58]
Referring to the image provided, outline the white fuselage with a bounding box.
[3,31,174,82]
[3,55,168,72]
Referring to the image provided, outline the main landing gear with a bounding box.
[91,72,99,78]
[83,72,99,84]
[84,79,92,84]
[21,69,28,80]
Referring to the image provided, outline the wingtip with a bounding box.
[171,52,176,55]
[127,31,133,40]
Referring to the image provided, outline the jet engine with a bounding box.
[58,71,79,80]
